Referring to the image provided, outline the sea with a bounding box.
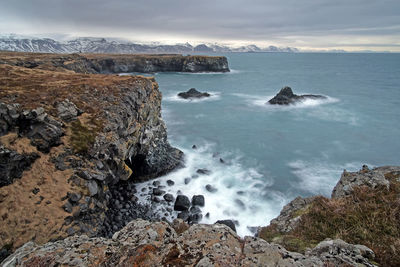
[131,53,400,236]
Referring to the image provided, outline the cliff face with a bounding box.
[0,52,230,74]
[0,57,183,257]
[2,219,376,267]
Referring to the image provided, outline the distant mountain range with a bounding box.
[0,35,299,54]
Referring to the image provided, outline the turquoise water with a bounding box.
[138,53,400,235]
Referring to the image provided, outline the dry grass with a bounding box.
[259,171,400,266]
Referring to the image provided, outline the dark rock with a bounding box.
[69,193,82,203]
[184,177,191,184]
[177,211,190,221]
[219,158,225,164]
[215,220,236,233]
[32,188,40,195]
[0,146,39,187]
[189,206,202,214]
[151,196,161,203]
[163,193,174,202]
[152,188,165,196]
[191,174,199,179]
[178,88,210,99]
[192,195,205,207]
[152,180,161,187]
[174,195,191,211]
[56,99,79,122]
[189,213,203,223]
[192,145,197,149]
[196,168,211,175]
[63,202,73,213]
[234,199,246,210]
[268,86,326,105]
[205,212,210,219]
[205,184,218,193]
[166,180,175,186]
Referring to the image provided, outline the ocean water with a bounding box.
[134,53,400,236]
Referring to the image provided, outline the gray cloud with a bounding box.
[1,0,399,51]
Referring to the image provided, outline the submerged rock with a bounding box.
[178,88,210,99]
[268,86,326,105]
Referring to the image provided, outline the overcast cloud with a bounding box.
[0,0,399,51]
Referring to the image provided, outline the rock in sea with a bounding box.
[268,86,326,105]
[178,88,210,99]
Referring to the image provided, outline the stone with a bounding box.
[87,180,98,196]
[174,195,191,211]
[69,193,82,203]
[0,146,39,187]
[184,177,191,184]
[163,193,174,202]
[192,195,205,207]
[56,99,79,122]
[152,188,165,196]
[268,86,326,105]
[205,184,217,193]
[215,220,237,233]
[177,211,190,221]
[196,168,211,175]
[177,88,210,99]
[166,180,175,186]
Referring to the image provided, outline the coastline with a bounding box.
[0,51,398,266]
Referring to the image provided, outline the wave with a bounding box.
[288,160,366,196]
[134,142,287,237]
[164,91,221,103]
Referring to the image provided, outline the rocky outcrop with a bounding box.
[268,86,326,105]
[0,60,184,254]
[331,165,400,198]
[0,103,63,152]
[2,219,377,267]
[178,88,211,99]
[268,196,316,233]
[0,146,39,187]
[0,51,230,74]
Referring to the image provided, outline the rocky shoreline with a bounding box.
[0,52,398,266]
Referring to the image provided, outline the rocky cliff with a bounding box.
[0,54,188,260]
[0,51,230,74]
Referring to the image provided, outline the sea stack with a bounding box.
[178,88,210,99]
[268,86,326,105]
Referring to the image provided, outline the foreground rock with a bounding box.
[178,88,211,99]
[268,86,326,105]
[2,219,376,267]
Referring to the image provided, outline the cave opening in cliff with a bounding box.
[125,154,148,180]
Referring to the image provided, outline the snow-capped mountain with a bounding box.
[0,35,299,54]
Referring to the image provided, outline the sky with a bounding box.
[0,0,399,51]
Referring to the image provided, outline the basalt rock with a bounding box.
[268,86,326,105]
[0,146,39,187]
[331,165,400,198]
[177,88,210,99]
[2,219,377,267]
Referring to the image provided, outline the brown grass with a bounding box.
[259,171,400,266]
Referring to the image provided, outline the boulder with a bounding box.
[177,88,210,99]
[174,195,191,211]
[205,184,218,193]
[56,99,79,122]
[0,146,39,187]
[192,195,205,207]
[268,86,326,105]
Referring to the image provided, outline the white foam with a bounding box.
[288,160,365,196]
[164,91,221,103]
[135,143,287,237]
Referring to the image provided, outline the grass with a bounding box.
[259,171,400,267]
[70,119,96,155]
